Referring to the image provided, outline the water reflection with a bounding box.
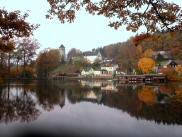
[0,83,40,123]
[0,80,182,136]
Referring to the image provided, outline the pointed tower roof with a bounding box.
[59,44,65,49]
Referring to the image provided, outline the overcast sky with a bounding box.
[0,0,182,53]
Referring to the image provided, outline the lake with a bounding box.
[0,80,182,137]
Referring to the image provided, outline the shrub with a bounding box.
[19,67,35,79]
[160,67,182,81]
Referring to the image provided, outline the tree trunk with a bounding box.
[8,52,11,77]
[23,51,26,78]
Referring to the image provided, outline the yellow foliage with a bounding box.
[143,49,154,58]
[138,87,157,106]
[138,57,156,74]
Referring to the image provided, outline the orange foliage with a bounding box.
[138,57,155,74]
[138,87,157,106]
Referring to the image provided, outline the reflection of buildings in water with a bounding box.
[86,91,97,99]
[80,80,118,93]
[80,80,102,88]
[101,83,118,92]
[83,90,102,103]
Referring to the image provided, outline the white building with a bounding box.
[81,68,94,76]
[81,68,101,77]
[101,64,119,75]
[84,51,102,64]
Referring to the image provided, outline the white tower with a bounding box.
[59,44,66,61]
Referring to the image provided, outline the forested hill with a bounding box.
[96,31,182,70]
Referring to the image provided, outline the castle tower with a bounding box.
[59,44,66,61]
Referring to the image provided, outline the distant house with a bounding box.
[163,60,182,68]
[153,51,172,61]
[81,68,101,76]
[83,51,102,64]
[101,64,118,76]
[93,69,102,76]
[116,68,126,75]
[81,68,94,76]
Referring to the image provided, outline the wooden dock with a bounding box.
[116,74,167,84]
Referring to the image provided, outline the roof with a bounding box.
[83,51,102,57]
[83,51,97,56]
[101,63,118,67]
[59,44,65,48]
[82,67,93,72]
[162,60,178,66]
[153,50,173,60]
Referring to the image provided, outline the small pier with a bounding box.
[116,74,167,84]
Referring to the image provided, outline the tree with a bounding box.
[67,48,82,61]
[15,38,39,72]
[47,0,182,33]
[138,57,155,74]
[175,65,182,76]
[143,48,154,58]
[12,49,23,72]
[0,9,38,52]
[36,49,61,78]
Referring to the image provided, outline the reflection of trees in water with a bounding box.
[1,80,182,126]
[100,84,182,125]
[35,80,65,111]
[0,83,40,123]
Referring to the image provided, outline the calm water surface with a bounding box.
[0,80,182,137]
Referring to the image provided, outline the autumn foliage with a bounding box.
[36,49,61,78]
[47,0,182,33]
[175,65,182,75]
[133,34,152,46]
[143,48,154,58]
[0,9,38,52]
[0,39,15,52]
[138,87,157,106]
[9,67,35,79]
[138,57,155,74]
